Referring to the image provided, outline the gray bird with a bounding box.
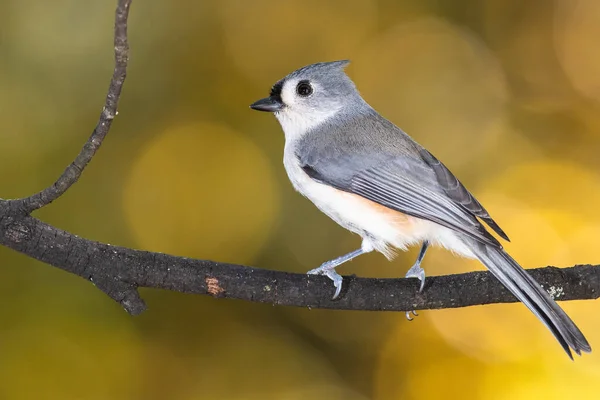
[250,60,591,358]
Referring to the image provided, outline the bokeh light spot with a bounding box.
[123,122,280,263]
[486,161,600,223]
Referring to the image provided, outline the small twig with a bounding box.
[9,0,132,214]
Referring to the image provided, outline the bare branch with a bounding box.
[0,211,598,315]
[8,0,132,213]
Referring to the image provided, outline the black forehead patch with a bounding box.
[270,80,284,98]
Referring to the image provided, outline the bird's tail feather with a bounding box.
[465,238,591,358]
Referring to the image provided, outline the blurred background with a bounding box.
[1,0,600,398]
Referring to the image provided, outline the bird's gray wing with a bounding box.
[300,152,502,248]
[418,148,509,241]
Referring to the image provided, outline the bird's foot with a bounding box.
[307,262,344,299]
[405,263,426,292]
[406,310,418,321]
[405,263,426,320]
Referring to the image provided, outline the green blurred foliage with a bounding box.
[1,0,600,399]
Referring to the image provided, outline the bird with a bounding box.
[249,60,591,358]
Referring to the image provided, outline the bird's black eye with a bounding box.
[296,81,313,97]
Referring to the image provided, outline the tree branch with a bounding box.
[1,211,599,315]
[1,0,599,316]
[8,0,131,214]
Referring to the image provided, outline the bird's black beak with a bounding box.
[250,96,284,112]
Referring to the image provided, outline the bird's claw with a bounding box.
[307,264,343,300]
[326,270,343,299]
[406,310,418,321]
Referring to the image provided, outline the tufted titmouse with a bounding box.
[250,60,590,358]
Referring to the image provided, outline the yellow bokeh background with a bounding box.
[1,0,600,399]
[122,122,279,264]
